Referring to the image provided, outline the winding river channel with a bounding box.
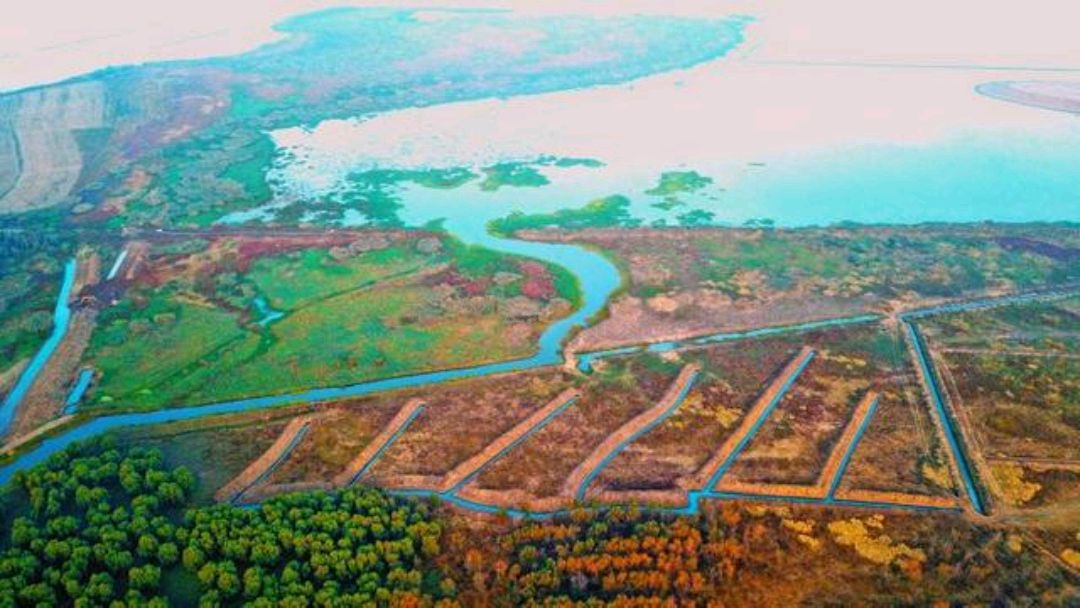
[0,222,624,486]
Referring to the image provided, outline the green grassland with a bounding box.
[82,236,580,410]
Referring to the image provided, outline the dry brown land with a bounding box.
[364,371,575,489]
[688,346,816,491]
[568,364,699,499]
[470,360,677,502]
[0,81,106,213]
[938,352,1080,462]
[215,414,317,503]
[441,388,580,492]
[591,339,801,494]
[264,398,409,486]
[9,309,97,438]
[837,385,958,499]
[725,357,863,485]
[717,392,879,500]
[332,398,426,486]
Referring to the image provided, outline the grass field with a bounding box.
[82,234,579,410]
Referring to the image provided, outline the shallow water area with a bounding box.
[252,58,1080,228]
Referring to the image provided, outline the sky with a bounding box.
[2,0,1079,92]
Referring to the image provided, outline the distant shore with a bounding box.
[976,80,1080,115]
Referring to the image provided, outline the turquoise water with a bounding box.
[726,133,1080,226]
[105,249,128,281]
[903,321,985,514]
[62,368,94,415]
[0,235,621,486]
[0,259,77,437]
[252,296,285,326]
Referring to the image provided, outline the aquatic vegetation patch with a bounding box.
[646,170,715,210]
[479,161,550,191]
[489,195,640,235]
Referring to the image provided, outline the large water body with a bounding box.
[245,60,1080,228]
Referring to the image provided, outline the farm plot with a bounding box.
[464,355,680,508]
[362,370,576,489]
[723,326,908,486]
[262,398,406,485]
[938,352,1079,462]
[835,382,959,503]
[919,297,1080,355]
[585,338,803,498]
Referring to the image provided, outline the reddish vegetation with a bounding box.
[996,237,1080,262]
[519,261,555,300]
[439,269,491,297]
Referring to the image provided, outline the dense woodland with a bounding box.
[0,439,454,607]
[1,440,1076,606]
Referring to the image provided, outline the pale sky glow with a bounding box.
[2,1,1079,92]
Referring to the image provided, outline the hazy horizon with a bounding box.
[4,0,1079,93]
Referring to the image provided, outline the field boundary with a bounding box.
[564,364,700,500]
[685,346,816,491]
[833,488,959,510]
[333,398,426,487]
[904,321,986,514]
[441,388,580,492]
[215,415,317,504]
[714,391,880,499]
[986,457,1080,472]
